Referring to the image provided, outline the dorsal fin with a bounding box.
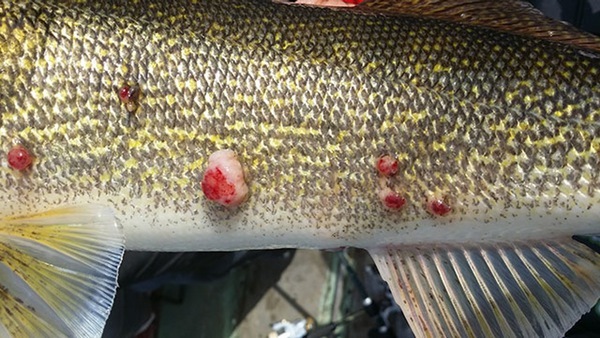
[358,0,600,52]
[275,0,600,52]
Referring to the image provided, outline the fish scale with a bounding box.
[0,1,599,336]
[0,0,599,235]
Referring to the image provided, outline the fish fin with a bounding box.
[0,205,125,338]
[360,0,600,52]
[277,0,600,52]
[369,239,600,338]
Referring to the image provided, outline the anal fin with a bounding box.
[369,239,600,338]
[0,205,125,338]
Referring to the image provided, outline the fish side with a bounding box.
[0,0,599,337]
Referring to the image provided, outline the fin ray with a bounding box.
[370,239,600,338]
[479,248,536,336]
[358,0,600,52]
[0,205,124,338]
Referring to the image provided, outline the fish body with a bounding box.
[1,0,599,249]
[0,0,599,337]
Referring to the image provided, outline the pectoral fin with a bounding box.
[369,239,600,337]
[0,205,125,338]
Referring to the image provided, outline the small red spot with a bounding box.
[429,199,452,216]
[201,168,236,204]
[118,86,131,103]
[376,155,398,176]
[343,0,364,4]
[382,191,406,210]
[8,145,33,171]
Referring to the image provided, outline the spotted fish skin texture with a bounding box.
[0,0,599,250]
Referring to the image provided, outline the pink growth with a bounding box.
[428,198,452,216]
[7,145,33,171]
[378,187,406,210]
[201,149,248,207]
[376,155,398,176]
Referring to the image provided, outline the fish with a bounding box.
[0,0,599,336]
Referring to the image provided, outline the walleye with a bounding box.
[0,0,599,337]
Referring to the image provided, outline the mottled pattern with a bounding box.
[0,0,598,237]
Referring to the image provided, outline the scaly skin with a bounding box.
[0,0,599,250]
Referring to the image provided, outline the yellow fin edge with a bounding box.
[0,205,125,338]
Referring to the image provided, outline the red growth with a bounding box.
[343,0,364,4]
[201,149,249,207]
[201,167,236,204]
[376,155,398,176]
[118,84,140,111]
[428,199,452,216]
[384,192,406,209]
[7,145,33,171]
[379,187,406,210]
[118,86,131,103]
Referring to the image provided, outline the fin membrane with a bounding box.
[275,0,600,52]
[369,239,600,338]
[0,205,125,338]
[358,0,600,52]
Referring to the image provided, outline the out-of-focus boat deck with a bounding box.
[156,249,394,338]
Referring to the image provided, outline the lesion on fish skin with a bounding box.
[0,0,599,230]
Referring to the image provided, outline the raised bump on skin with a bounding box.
[118,83,141,113]
[378,186,406,210]
[376,155,399,177]
[201,149,249,207]
[7,144,33,171]
[427,197,452,216]
[375,154,406,210]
